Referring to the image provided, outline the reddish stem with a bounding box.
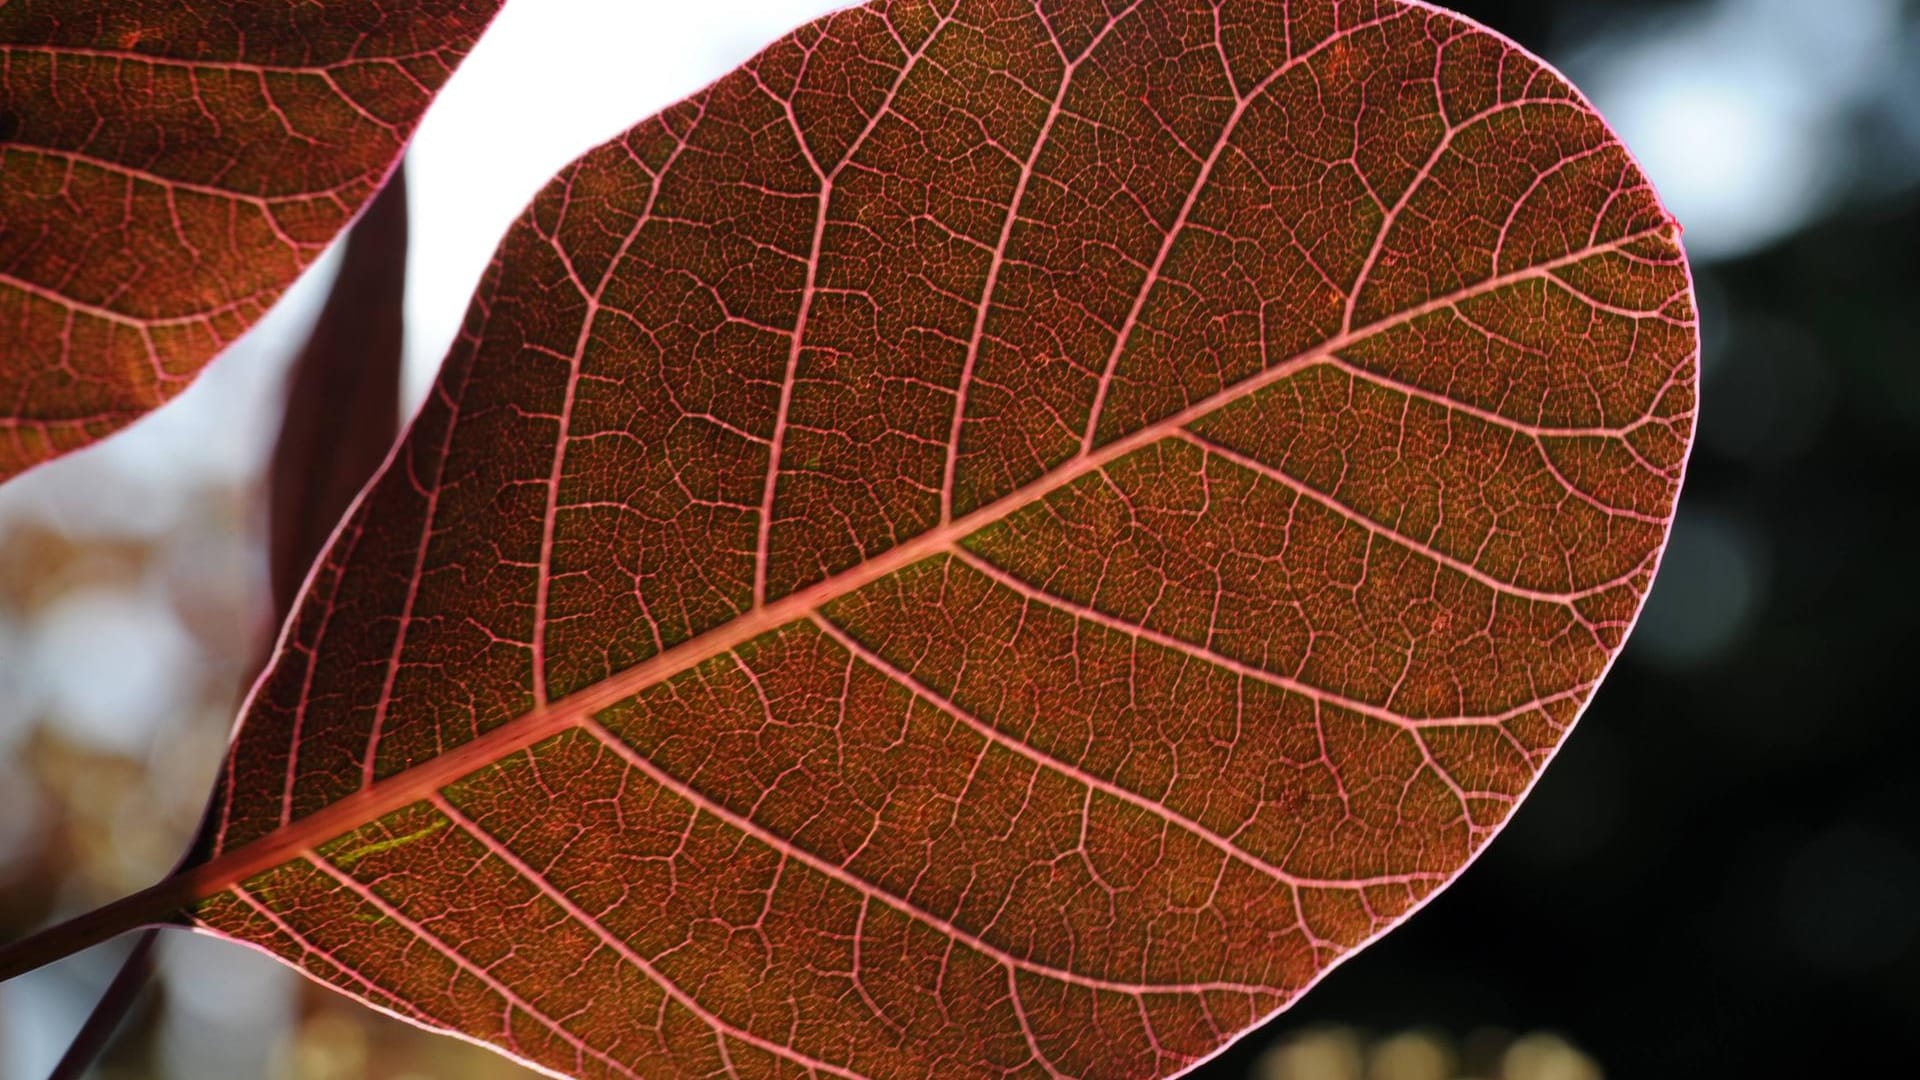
[0,881,185,984]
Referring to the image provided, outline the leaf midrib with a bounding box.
[155,222,1671,913]
[0,224,1668,975]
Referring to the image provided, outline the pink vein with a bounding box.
[228,883,426,1023]
[3,41,444,77]
[1082,8,1409,453]
[811,612,1450,892]
[754,13,949,605]
[1317,353,1683,443]
[0,269,263,329]
[531,135,692,705]
[1342,96,1591,337]
[280,518,371,827]
[5,143,335,209]
[947,546,1566,729]
[177,226,1673,929]
[578,717,1276,997]
[430,794,864,1079]
[942,1,1144,523]
[361,382,467,787]
[1006,966,1070,1079]
[307,853,643,1079]
[1171,427,1650,608]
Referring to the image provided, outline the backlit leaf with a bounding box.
[5,2,1698,1076]
[266,164,409,616]
[0,0,499,479]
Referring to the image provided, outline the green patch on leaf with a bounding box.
[329,817,450,870]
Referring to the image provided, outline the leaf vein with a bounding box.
[430,794,868,1080]
[578,717,1282,998]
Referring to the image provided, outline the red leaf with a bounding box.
[1,3,1697,1076]
[41,165,411,1080]
[0,0,499,480]
[266,163,409,616]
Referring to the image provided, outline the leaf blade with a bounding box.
[96,2,1693,1076]
[0,0,500,480]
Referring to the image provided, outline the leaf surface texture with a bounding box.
[191,2,1697,1076]
[0,0,499,477]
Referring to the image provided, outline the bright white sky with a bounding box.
[1565,0,1906,262]
[402,0,854,406]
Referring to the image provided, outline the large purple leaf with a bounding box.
[1,3,1696,1077]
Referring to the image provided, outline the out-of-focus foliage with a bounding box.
[1255,1028,1601,1080]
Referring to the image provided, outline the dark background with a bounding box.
[1200,0,1920,1075]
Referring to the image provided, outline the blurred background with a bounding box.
[1,0,1916,1076]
